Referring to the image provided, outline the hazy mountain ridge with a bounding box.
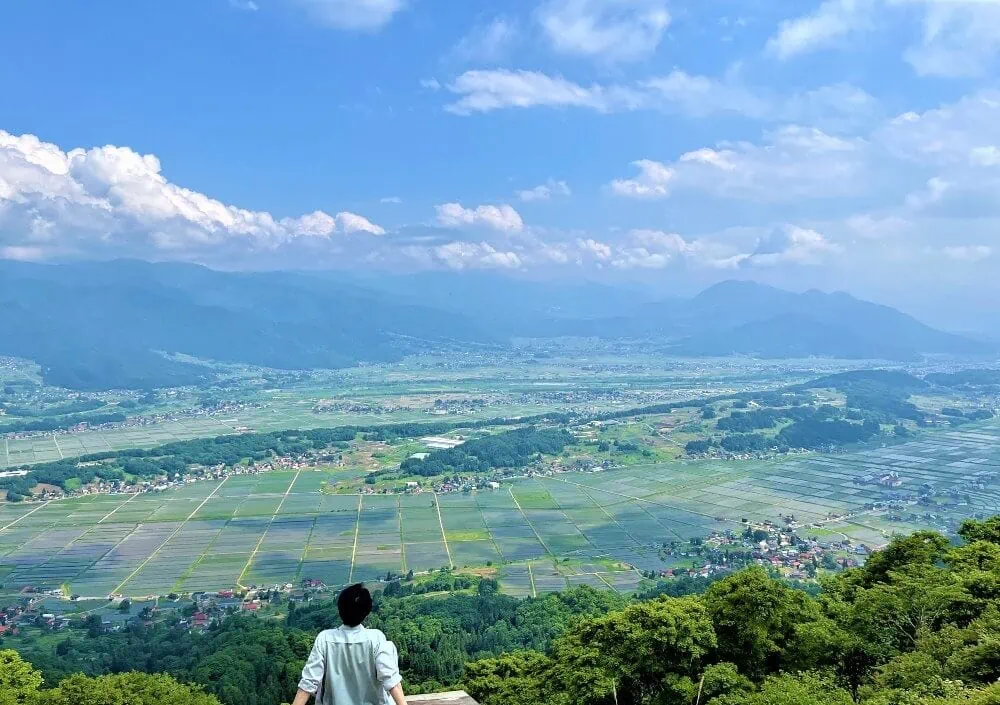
[0,261,989,389]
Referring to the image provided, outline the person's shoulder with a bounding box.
[363,626,389,642]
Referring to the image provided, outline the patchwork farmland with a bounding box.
[2,424,999,599]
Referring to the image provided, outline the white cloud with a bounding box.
[537,0,671,62]
[380,196,403,204]
[666,127,867,201]
[518,179,572,202]
[0,130,384,262]
[577,237,613,261]
[900,0,1000,77]
[335,211,386,235]
[444,70,640,115]
[442,69,877,126]
[971,146,1000,167]
[433,241,522,270]
[767,0,874,59]
[419,78,442,91]
[744,225,842,266]
[447,17,518,63]
[941,244,992,261]
[229,0,260,11]
[768,1,1000,77]
[642,71,769,119]
[878,91,1000,166]
[846,213,911,238]
[609,159,674,199]
[291,0,406,30]
[434,202,525,232]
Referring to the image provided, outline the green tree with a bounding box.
[712,672,854,705]
[36,672,222,705]
[551,596,717,705]
[464,651,559,705]
[704,568,820,679]
[0,650,43,705]
[856,532,951,588]
[957,517,1000,545]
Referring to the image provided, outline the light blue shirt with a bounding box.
[298,625,402,705]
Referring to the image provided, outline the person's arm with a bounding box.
[295,634,326,704]
[376,638,405,705]
[387,683,406,705]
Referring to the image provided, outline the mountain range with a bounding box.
[0,260,991,389]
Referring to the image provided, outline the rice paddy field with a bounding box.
[2,422,999,600]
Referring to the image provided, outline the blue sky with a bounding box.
[1,0,1000,326]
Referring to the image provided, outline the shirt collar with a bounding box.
[340,624,365,633]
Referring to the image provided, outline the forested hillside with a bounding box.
[0,260,490,390]
[5,518,1000,705]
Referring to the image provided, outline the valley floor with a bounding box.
[2,421,998,600]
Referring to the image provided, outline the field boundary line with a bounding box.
[52,435,64,460]
[70,524,145,599]
[293,516,319,584]
[348,494,363,583]
[551,477,719,521]
[433,493,454,569]
[99,493,140,524]
[570,479,666,545]
[508,486,554,557]
[527,561,537,598]
[0,500,51,533]
[3,437,9,468]
[593,572,616,591]
[236,469,301,589]
[634,502,686,543]
[397,496,407,574]
[112,476,229,596]
[174,474,275,591]
[538,477,639,554]
[474,493,506,562]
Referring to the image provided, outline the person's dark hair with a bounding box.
[338,583,373,627]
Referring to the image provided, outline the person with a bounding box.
[292,584,406,705]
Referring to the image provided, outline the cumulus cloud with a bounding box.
[537,0,671,62]
[0,130,384,262]
[434,202,525,232]
[743,226,842,267]
[433,241,522,270]
[518,179,572,202]
[609,159,674,199]
[380,196,403,204]
[658,127,868,202]
[291,0,406,30]
[335,211,386,235]
[577,237,613,261]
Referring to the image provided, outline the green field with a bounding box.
[3,421,998,600]
[2,352,859,469]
